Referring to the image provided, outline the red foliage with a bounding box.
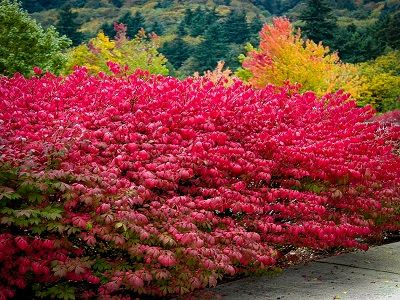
[371,110,400,155]
[0,69,399,298]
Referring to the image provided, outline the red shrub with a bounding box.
[0,69,399,298]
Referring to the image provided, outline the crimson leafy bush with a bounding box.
[0,69,399,299]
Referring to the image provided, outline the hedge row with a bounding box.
[0,69,399,299]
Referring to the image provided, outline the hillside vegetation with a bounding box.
[23,1,400,68]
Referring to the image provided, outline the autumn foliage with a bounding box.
[0,68,399,299]
[240,17,363,98]
[63,23,168,76]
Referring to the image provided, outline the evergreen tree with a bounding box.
[249,16,264,44]
[335,0,356,10]
[101,22,116,38]
[120,11,146,38]
[224,43,244,70]
[385,12,400,49]
[249,16,263,35]
[160,37,190,69]
[20,0,64,12]
[19,0,43,12]
[334,24,383,63]
[253,0,282,14]
[150,21,164,35]
[375,10,400,50]
[189,7,207,36]
[182,8,193,26]
[111,0,123,8]
[104,11,146,39]
[57,5,84,45]
[155,0,173,9]
[222,10,250,44]
[299,0,337,46]
[177,21,186,37]
[188,7,219,37]
[193,22,229,72]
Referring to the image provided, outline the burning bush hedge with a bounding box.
[0,68,399,299]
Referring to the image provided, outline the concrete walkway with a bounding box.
[208,242,400,300]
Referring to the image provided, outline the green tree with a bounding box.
[177,21,186,36]
[0,0,71,76]
[334,24,383,63]
[249,16,263,36]
[335,0,356,10]
[57,5,84,45]
[188,7,219,37]
[222,10,250,44]
[299,0,337,46]
[101,11,146,40]
[19,0,64,12]
[101,22,116,38]
[155,0,173,9]
[111,0,123,8]
[160,37,190,69]
[248,16,264,46]
[375,10,400,50]
[149,21,164,35]
[193,22,229,72]
[119,11,146,38]
[182,8,193,26]
[253,0,283,14]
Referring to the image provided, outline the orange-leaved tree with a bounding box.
[238,17,364,97]
[194,61,237,87]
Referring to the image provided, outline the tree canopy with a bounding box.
[63,24,168,76]
[0,0,71,76]
[298,0,337,46]
[239,18,362,98]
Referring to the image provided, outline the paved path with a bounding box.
[208,242,400,300]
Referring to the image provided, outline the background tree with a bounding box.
[252,0,283,14]
[149,21,164,35]
[186,7,219,37]
[192,22,229,73]
[121,11,146,38]
[335,0,356,10]
[239,18,362,98]
[63,24,168,75]
[222,10,250,44]
[111,0,123,8]
[334,24,383,63]
[56,5,84,45]
[357,51,400,112]
[0,0,71,76]
[160,37,190,69]
[374,9,400,50]
[154,0,174,9]
[101,22,116,38]
[298,0,337,46]
[101,11,146,39]
[19,0,64,12]
[249,16,263,36]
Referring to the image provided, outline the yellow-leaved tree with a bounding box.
[357,51,400,112]
[63,23,169,75]
[237,17,364,98]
